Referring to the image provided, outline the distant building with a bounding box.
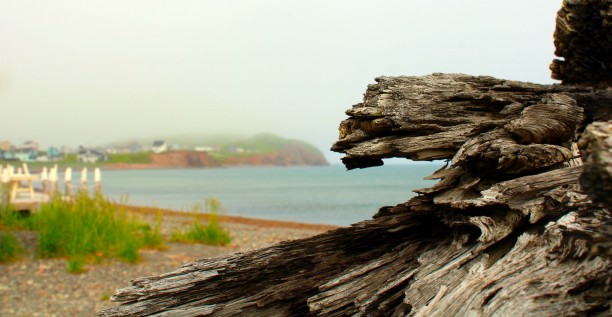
[195,146,215,152]
[20,140,39,152]
[127,142,142,153]
[0,141,14,152]
[152,140,167,153]
[14,150,36,162]
[227,146,245,153]
[77,147,109,163]
[47,147,62,160]
[1,151,16,160]
[77,153,98,163]
[170,144,190,151]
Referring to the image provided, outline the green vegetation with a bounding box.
[2,132,326,168]
[106,152,152,164]
[100,291,113,301]
[31,193,164,268]
[170,219,231,245]
[0,194,231,272]
[114,132,323,157]
[0,206,30,230]
[2,151,151,168]
[0,193,166,271]
[233,132,289,153]
[67,255,86,273]
[170,198,231,246]
[0,158,100,171]
[0,232,20,262]
[141,214,165,250]
[62,153,78,164]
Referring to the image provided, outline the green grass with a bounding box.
[67,255,86,273]
[0,205,32,230]
[139,214,166,250]
[100,291,113,301]
[171,198,231,246]
[1,151,151,169]
[0,159,102,172]
[0,232,20,262]
[106,152,152,164]
[208,151,254,163]
[0,193,231,272]
[29,192,165,271]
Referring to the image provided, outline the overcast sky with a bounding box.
[0,1,562,163]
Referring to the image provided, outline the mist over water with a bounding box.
[101,164,442,226]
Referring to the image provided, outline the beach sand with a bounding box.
[0,206,339,316]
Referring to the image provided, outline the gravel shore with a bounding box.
[0,207,337,316]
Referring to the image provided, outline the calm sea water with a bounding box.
[100,163,442,226]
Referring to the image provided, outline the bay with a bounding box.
[100,163,443,226]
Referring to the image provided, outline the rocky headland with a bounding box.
[106,135,328,169]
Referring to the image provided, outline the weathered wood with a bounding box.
[99,74,612,316]
[100,1,612,315]
[579,121,612,209]
[330,73,611,170]
[550,0,612,86]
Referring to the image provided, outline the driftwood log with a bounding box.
[580,121,612,209]
[550,0,612,86]
[100,1,611,316]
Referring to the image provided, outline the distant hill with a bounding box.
[106,133,328,167]
[230,133,322,154]
[222,134,328,166]
[107,133,244,149]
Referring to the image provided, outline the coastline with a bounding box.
[103,162,330,170]
[120,204,341,232]
[6,160,331,174]
[0,204,336,316]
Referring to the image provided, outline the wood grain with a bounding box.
[99,1,612,315]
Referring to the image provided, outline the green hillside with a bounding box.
[106,133,328,166]
[107,133,245,149]
[231,133,320,154]
[110,133,320,154]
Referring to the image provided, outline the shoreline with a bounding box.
[103,162,331,170]
[1,203,334,316]
[17,162,336,174]
[120,204,341,232]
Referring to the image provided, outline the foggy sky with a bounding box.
[0,1,562,162]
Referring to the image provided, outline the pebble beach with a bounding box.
[0,206,338,316]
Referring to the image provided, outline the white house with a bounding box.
[152,140,167,153]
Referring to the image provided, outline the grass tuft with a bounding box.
[0,205,32,230]
[31,192,165,271]
[100,291,113,301]
[171,198,231,246]
[0,192,231,272]
[67,256,86,273]
[0,232,21,262]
